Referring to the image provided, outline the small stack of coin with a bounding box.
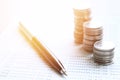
[93,41,115,65]
[73,8,91,44]
[83,20,103,52]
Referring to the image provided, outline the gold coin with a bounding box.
[84,16,92,21]
[73,8,91,17]
[74,30,83,35]
[74,16,91,23]
[74,39,83,44]
[74,22,84,27]
[74,26,83,32]
[74,31,83,44]
[74,19,85,25]
[74,34,83,39]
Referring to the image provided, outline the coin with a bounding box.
[94,41,115,51]
[84,29,103,36]
[74,18,85,25]
[94,57,113,62]
[93,48,114,56]
[73,8,91,44]
[74,26,83,32]
[94,58,113,65]
[84,24,103,31]
[84,19,103,29]
[84,16,92,21]
[74,16,91,22]
[93,41,115,65]
[74,39,83,44]
[84,19,103,36]
[94,54,114,59]
[75,23,84,27]
[74,34,83,39]
[74,31,83,44]
[74,35,83,38]
[73,8,91,17]
[93,53,114,65]
[84,27,103,36]
[84,34,102,41]
[82,43,93,52]
[74,31,83,36]
[83,39,99,46]
[94,61,113,66]
[94,58,113,64]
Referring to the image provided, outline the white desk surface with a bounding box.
[0,0,120,80]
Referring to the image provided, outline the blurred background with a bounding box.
[0,0,9,32]
[0,0,120,41]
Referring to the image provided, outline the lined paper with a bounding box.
[0,21,120,80]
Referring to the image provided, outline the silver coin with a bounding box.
[84,25,103,31]
[84,19,103,30]
[83,39,100,46]
[84,34,102,41]
[94,59,113,66]
[82,43,93,52]
[93,53,114,65]
[94,58,113,63]
[94,53,114,57]
[84,27,102,32]
[84,29,103,36]
[93,41,115,65]
[94,59,112,62]
[84,27,103,32]
[93,55,114,60]
[93,52,114,60]
[94,55,113,59]
[84,19,103,36]
[93,48,114,56]
[94,41,115,52]
[94,56,113,61]
[96,62,113,66]
[99,62,113,66]
[94,59,113,65]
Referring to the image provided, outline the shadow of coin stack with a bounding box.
[73,8,91,44]
[83,20,103,52]
[93,41,115,65]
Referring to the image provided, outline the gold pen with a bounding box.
[18,22,67,76]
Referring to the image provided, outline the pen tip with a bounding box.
[60,69,67,76]
[64,72,67,76]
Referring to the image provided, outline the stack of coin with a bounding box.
[83,20,103,52]
[73,8,91,44]
[93,41,115,65]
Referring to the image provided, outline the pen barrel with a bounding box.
[19,23,66,75]
[32,37,63,73]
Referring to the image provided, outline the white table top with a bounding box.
[0,0,120,80]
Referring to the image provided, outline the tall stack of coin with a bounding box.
[83,20,103,52]
[93,41,115,65]
[73,8,91,44]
